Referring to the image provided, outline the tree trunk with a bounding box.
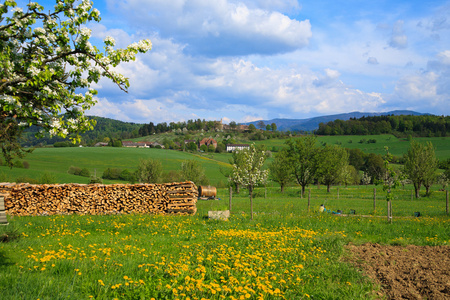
[301,185,305,198]
[249,186,253,220]
[327,184,331,193]
[280,184,285,193]
[414,183,420,198]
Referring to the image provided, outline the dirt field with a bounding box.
[346,243,450,299]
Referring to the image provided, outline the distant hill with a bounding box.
[246,110,427,132]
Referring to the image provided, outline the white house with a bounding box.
[226,144,250,152]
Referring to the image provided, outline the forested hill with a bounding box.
[315,114,449,137]
[23,116,142,147]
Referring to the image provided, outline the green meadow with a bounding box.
[2,134,450,187]
[254,134,450,159]
[0,147,233,186]
[1,193,449,300]
[1,134,450,299]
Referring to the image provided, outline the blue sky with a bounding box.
[35,0,450,123]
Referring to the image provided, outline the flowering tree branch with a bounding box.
[0,0,152,166]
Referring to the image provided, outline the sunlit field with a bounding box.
[1,186,449,300]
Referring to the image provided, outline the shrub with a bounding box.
[161,170,182,183]
[13,160,24,168]
[15,176,39,184]
[79,168,90,177]
[136,159,163,183]
[68,166,82,175]
[39,172,57,184]
[22,161,30,169]
[89,176,103,184]
[102,168,122,180]
[119,169,135,182]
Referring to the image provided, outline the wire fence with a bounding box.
[203,185,450,218]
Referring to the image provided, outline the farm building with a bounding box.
[199,138,217,149]
[226,144,250,152]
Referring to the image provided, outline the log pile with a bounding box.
[0,181,198,216]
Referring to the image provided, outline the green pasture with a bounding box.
[253,134,450,159]
[0,147,233,186]
[1,192,449,300]
[1,134,449,187]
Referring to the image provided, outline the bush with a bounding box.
[181,160,209,186]
[15,176,39,184]
[79,168,90,177]
[13,160,24,168]
[89,176,103,184]
[136,159,163,183]
[22,161,30,169]
[68,166,82,175]
[102,168,122,180]
[161,170,182,183]
[39,172,57,184]
[119,169,135,182]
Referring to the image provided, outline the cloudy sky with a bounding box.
[43,1,450,123]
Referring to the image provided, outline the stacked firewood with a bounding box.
[0,182,198,216]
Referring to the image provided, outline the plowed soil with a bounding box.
[346,243,450,299]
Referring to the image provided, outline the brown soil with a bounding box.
[346,243,450,299]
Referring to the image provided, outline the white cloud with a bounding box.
[389,21,408,49]
[106,0,311,56]
[367,57,379,65]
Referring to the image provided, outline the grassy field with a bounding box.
[1,191,449,300]
[132,132,450,159]
[253,134,450,159]
[0,147,233,186]
[2,134,450,187]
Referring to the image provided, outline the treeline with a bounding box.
[138,119,222,136]
[315,115,449,137]
[22,116,142,147]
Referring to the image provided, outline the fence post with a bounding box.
[229,186,232,212]
[308,189,311,212]
[387,200,392,223]
[373,188,376,213]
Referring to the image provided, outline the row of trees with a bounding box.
[250,136,442,197]
[316,115,449,137]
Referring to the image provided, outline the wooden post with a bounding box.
[0,195,8,225]
[387,200,390,223]
[308,189,311,212]
[337,187,339,200]
[389,200,393,223]
[373,188,376,213]
[229,186,232,212]
[446,190,449,215]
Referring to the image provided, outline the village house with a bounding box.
[199,138,217,149]
[226,144,250,152]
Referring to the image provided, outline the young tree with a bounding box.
[136,159,163,183]
[181,160,209,185]
[403,141,438,198]
[285,136,318,197]
[271,123,277,132]
[1,1,152,166]
[257,120,265,130]
[316,145,349,192]
[230,144,268,220]
[269,148,292,192]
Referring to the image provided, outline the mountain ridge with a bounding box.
[246,110,429,131]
